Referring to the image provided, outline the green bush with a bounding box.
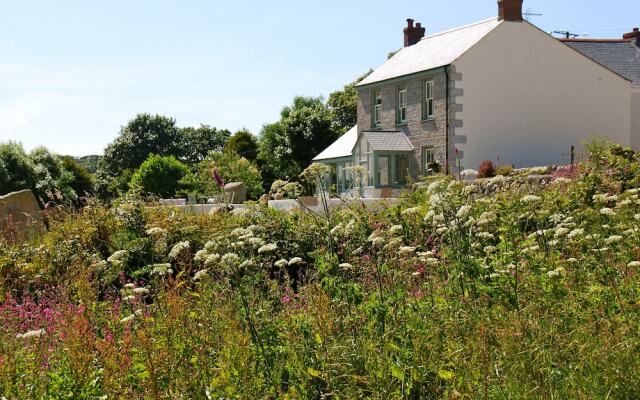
[130,154,190,198]
[495,164,514,176]
[186,152,263,200]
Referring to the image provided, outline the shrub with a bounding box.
[477,160,495,178]
[495,164,514,176]
[130,154,190,198]
[186,152,263,200]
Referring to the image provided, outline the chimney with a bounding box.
[623,27,640,47]
[404,19,426,47]
[497,0,524,22]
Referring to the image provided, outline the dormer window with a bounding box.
[397,87,407,124]
[373,90,382,128]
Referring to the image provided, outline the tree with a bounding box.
[181,125,231,165]
[0,142,37,196]
[327,70,372,133]
[224,129,258,161]
[62,156,95,196]
[258,96,339,187]
[101,114,182,177]
[129,155,190,198]
[30,146,76,200]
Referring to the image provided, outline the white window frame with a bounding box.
[373,90,382,128]
[397,88,407,124]
[421,145,435,173]
[424,80,434,120]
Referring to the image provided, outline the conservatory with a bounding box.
[313,125,414,193]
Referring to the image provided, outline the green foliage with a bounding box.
[180,125,231,165]
[0,142,78,201]
[62,156,95,197]
[186,152,263,200]
[225,129,258,161]
[258,97,340,187]
[327,70,372,133]
[495,164,514,176]
[130,155,190,198]
[97,114,231,198]
[2,144,640,398]
[0,141,36,195]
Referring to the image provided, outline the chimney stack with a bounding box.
[404,19,426,47]
[623,27,640,47]
[497,0,524,22]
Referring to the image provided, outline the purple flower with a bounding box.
[213,168,225,189]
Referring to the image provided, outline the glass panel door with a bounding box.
[394,154,409,185]
[378,156,390,186]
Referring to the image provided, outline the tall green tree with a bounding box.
[0,142,37,196]
[327,70,372,133]
[258,96,339,186]
[101,114,182,176]
[224,129,258,161]
[181,125,231,165]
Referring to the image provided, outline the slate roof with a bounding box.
[362,131,414,152]
[313,125,358,161]
[563,40,640,86]
[358,18,502,87]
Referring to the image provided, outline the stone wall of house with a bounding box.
[357,70,450,178]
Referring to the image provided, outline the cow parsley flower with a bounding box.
[339,263,353,269]
[16,329,45,339]
[169,241,190,260]
[627,261,640,268]
[605,235,623,245]
[477,232,494,240]
[288,257,303,266]
[204,253,221,267]
[600,208,616,216]
[221,253,240,266]
[120,314,136,324]
[567,228,584,240]
[399,246,416,255]
[389,225,403,235]
[258,243,277,254]
[456,205,472,219]
[461,169,478,177]
[554,227,570,238]
[274,259,288,268]
[547,267,565,278]
[521,195,541,203]
[552,177,572,185]
[402,207,421,216]
[150,263,173,276]
[133,287,149,295]
[123,283,136,289]
[194,249,209,263]
[107,250,129,263]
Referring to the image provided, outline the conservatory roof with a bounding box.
[313,125,358,161]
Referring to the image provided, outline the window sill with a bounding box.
[396,122,408,127]
[422,117,435,122]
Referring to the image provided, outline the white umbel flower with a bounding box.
[258,244,278,254]
[16,329,45,339]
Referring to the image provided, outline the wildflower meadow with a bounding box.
[1,142,639,399]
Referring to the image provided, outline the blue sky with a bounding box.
[0,0,636,156]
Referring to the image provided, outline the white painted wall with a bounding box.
[453,21,632,170]
[632,89,640,149]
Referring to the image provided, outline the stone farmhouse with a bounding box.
[313,0,640,192]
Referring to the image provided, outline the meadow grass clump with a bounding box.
[0,141,639,398]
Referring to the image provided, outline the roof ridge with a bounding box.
[560,38,632,43]
[421,17,500,41]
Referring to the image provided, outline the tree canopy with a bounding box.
[257,96,340,185]
[327,70,372,133]
[225,129,258,161]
